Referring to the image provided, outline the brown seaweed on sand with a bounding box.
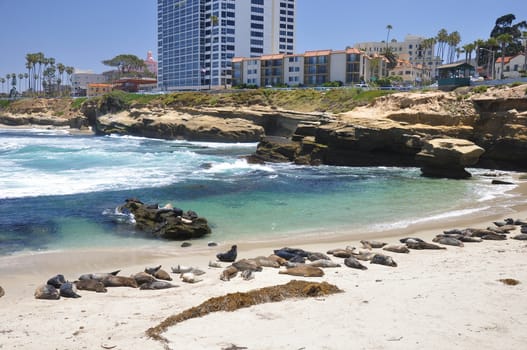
[146,280,342,347]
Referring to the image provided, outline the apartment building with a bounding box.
[354,34,442,78]
[71,71,108,96]
[232,48,371,87]
[157,0,296,91]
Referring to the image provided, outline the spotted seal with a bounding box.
[278,265,324,277]
[432,236,464,247]
[145,265,172,281]
[78,270,120,281]
[370,254,397,267]
[60,281,81,298]
[180,272,203,283]
[382,245,410,254]
[74,279,107,293]
[360,240,387,249]
[140,280,178,290]
[102,275,139,288]
[344,257,368,270]
[217,245,238,262]
[309,259,341,268]
[220,265,239,281]
[47,274,66,288]
[406,241,446,250]
[241,270,255,280]
[34,284,60,300]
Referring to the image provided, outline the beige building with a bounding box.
[389,59,431,85]
[354,34,442,79]
[232,48,372,87]
[87,83,114,98]
[71,71,108,96]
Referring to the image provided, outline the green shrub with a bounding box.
[472,85,488,94]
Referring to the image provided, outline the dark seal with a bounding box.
[60,281,81,298]
[217,245,238,262]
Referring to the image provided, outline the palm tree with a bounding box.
[5,74,11,90]
[24,73,29,92]
[436,29,449,62]
[486,37,499,79]
[497,33,513,79]
[18,74,24,93]
[447,31,461,63]
[385,24,393,50]
[0,78,5,94]
[36,52,45,94]
[56,63,65,96]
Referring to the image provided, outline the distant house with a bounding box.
[389,59,431,85]
[71,71,108,96]
[113,78,157,93]
[495,54,526,78]
[437,62,474,91]
[87,83,114,97]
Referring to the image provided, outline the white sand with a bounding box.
[1,187,527,349]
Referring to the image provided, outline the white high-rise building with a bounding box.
[157,0,296,91]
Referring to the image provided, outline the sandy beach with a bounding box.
[1,182,527,350]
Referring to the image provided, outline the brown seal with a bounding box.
[252,256,280,268]
[220,265,239,281]
[74,279,107,293]
[232,259,262,272]
[406,241,446,250]
[34,284,60,300]
[132,272,157,285]
[267,254,288,266]
[432,236,464,247]
[278,265,324,277]
[360,240,387,249]
[145,265,172,281]
[102,275,139,288]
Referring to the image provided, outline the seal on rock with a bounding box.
[47,274,66,288]
[217,245,237,262]
[102,276,139,288]
[34,284,60,300]
[74,279,107,293]
[278,265,324,277]
[370,254,397,267]
[344,257,368,270]
[383,245,410,254]
[60,281,81,298]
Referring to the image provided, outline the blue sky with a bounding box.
[0,0,526,77]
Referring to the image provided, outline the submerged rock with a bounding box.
[119,198,211,240]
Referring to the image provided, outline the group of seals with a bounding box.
[34,274,81,300]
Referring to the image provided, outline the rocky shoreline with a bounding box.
[1,84,526,177]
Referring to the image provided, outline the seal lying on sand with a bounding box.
[181,272,203,283]
[252,256,280,268]
[60,282,81,298]
[370,254,397,267]
[78,270,120,281]
[327,248,353,258]
[241,270,255,280]
[0,286,4,298]
[102,276,138,288]
[344,257,368,270]
[47,274,66,288]
[34,284,60,300]
[383,245,410,254]
[399,237,425,244]
[140,280,178,290]
[232,259,262,272]
[74,279,107,293]
[279,265,324,277]
[217,245,238,262]
[145,265,172,281]
[433,236,464,247]
[220,265,239,281]
[512,233,527,240]
[309,259,341,268]
[360,240,387,249]
[406,241,446,250]
[132,272,156,285]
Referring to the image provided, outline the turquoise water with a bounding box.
[0,128,520,255]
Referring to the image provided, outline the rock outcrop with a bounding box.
[415,138,485,178]
[119,198,211,240]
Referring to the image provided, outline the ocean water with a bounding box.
[0,128,521,256]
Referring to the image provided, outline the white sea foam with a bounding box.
[203,158,275,173]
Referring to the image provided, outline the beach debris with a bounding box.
[360,240,387,249]
[370,254,397,267]
[344,257,368,270]
[279,265,324,277]
[146,280,342,345]
[145,265,172,281]
[382,245,410,254]
[217,245,238,262]
[498,278,520,286]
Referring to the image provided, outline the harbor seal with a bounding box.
[78,270,120,281]
[101,275,139,288]
[344,257,368,270]
[74,279,107,293]
[352,251,376,261]
[406,241,446,250]
[241,270,255,280]
[208,261,223,268]
[46,274,66,288]
[140,280,178,290]
[432,236,464,247]
[360,240,387,249]
[232,259,262,272]
[328,248,353,258]
[267,254,288,266]
[399,237,425,244]
[0,286,4,298]
[512,233,527,240]
[309,259,341,268]
[132,272,156,285]
[252,256,280,268]
[220,265,239,281]
[180,272,203,283]
[278,265,324,277]
[307,252,331,261]
[383,245,410,254]
[370,254,397,267]
[217,245,238,262]
[34,284,60,300]
[59,282,81,298]
[145,265,172,281]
